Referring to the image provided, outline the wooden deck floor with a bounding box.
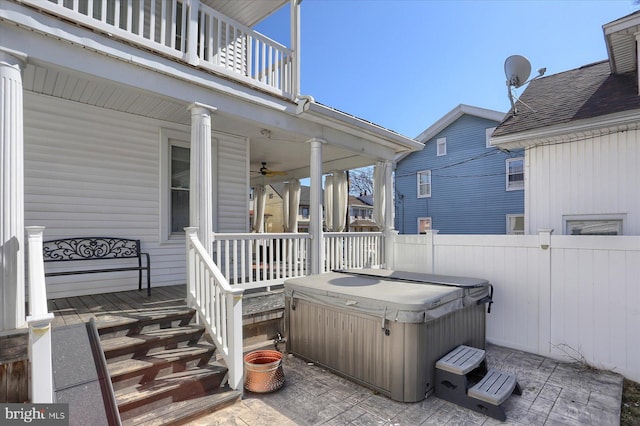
[47,285,189,328]
[47,284,285,329]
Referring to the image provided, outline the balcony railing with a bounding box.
[23,0,295,98]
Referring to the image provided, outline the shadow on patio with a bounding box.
[48,285,623,426]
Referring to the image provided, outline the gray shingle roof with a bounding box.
[493,60,640,138]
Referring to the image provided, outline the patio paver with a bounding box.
[189,344,623,426]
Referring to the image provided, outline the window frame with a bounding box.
[160,129,191,243]
[506,214,525,235]
[436,137,447,156]
[563,214,625,236]
[417,217,432,234]
[417,170,432,198]
[506,157,524,191]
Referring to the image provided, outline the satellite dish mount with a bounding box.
[504,55,545,115]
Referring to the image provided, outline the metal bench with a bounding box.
[43,237,151,296]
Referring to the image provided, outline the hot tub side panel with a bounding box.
[285,297,486,402]
[285,297,405,397]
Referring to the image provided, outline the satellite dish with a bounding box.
[504,55,531,88]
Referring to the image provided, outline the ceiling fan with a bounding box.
[253,162,287,177]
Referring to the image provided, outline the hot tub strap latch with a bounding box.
[381,307,390,336]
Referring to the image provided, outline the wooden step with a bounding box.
[115,364,228,419]
[121,389,241,426]
[436,345,485,375]
[96,309,196,338]
[468,369,519,406]
[101,325,205,360]
[108,344,216,391]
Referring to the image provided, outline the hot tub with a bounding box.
[284,269,492,402]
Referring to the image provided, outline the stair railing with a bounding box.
[25,226,55,403]
[185,227,244,390]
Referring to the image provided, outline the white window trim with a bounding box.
[417,170,432,198]
[418,217,432,234]
[506,214,525,235]
[563,214,626,236]
[486,127,496,148]
[160,128,190,243]
[437,137,447,156]
[506,157,524,191]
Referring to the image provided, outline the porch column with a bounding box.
[308,138,325,274]
[290,0,301,98]
[188,103,216,256]
[0,48,27,331]
[382,160,398,269]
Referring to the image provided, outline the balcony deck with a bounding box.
[46,285,624,426]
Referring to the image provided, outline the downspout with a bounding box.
[296,95,315,115]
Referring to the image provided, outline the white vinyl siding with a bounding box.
[437,137,447,156]
[23,93,249,298]
[417,170,432,198]
[215,133,249,232]
[526,130,639,235]
[506,157,524,191]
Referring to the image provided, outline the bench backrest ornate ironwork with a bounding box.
[43,237,141,262]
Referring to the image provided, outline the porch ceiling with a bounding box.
[205,0,288,28]
[23,63,369,182]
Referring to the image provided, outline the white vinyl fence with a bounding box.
[391,231,640,382]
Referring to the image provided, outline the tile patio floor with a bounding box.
[48,285,624,426]
[190,343,623,426]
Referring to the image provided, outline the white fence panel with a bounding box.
[391,232,640,381]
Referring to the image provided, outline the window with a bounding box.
[506,214,524,235]
[299,206,309,219]
[417,170,432,198]
[170,144,190,234]
[486,127,496,148]
[506,158,524,191]
[437,137,447,156]
[564,215,624,235]
[161,129,191,241]
[418,217,432,234]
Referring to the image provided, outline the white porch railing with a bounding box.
[25,226,55,403]
[185,228,244,390]
[21,0,295,98]
[213,232,310,291]
[323,232,385,272]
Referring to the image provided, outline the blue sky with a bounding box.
[257,0,637,139]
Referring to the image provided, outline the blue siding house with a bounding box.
[395,105,524,235]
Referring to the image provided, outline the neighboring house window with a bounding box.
[506,214,524,235]
[486,127,496,148]
[418,217,432,234]
[417,170,432,198]
[170,143,190,234]
[299,206,309,219]
[564,215,624,235]
[506,158,524,191]
[437,137,447,156]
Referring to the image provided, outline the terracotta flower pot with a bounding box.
[243,349,285,393]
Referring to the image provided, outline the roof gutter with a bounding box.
[490,109,640,150]
[295,96,423,153]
